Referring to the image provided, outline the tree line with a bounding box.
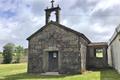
[2,43,27,64]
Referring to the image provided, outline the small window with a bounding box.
[53,53,57,58]
[95,49,104,58]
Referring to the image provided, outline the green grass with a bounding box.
[0,63,120,80]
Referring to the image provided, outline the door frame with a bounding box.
[43,47,61,72]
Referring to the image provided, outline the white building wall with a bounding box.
[108,24,120,73]
[107,46,112,67]
[109,34,120,73]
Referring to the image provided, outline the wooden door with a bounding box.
[48,51,58,72]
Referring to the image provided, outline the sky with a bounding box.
[0,0,120,51]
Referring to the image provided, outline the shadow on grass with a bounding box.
[2,72,76,80]
[86,68,120,80]
[100,69,120,80]
[2,69,120,80]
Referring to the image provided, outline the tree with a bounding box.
[24,48,28,56]
[2,43,15,64]
[0,52,3,54]
[15,45,24,63]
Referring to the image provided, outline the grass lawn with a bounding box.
[0,63,120,80]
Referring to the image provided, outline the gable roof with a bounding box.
[27,21,91,43]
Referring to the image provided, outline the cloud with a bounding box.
[90,0,120,14]
[0,0,45,50]
[0,0,120,51]
[65,0,120,42]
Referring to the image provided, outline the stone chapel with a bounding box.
[27,0,108,74]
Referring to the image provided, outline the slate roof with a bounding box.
[88,42,108,46]
[27,21,91,43]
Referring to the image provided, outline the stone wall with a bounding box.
[28,24,89,74]
[87,45,108,69]
[79,37,88,72]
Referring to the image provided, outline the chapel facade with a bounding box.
[27,0,108,74]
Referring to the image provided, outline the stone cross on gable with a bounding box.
[51,0,55,8]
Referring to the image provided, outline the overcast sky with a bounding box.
[0,0,120,51]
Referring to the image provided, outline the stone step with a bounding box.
[41,72,59,75]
